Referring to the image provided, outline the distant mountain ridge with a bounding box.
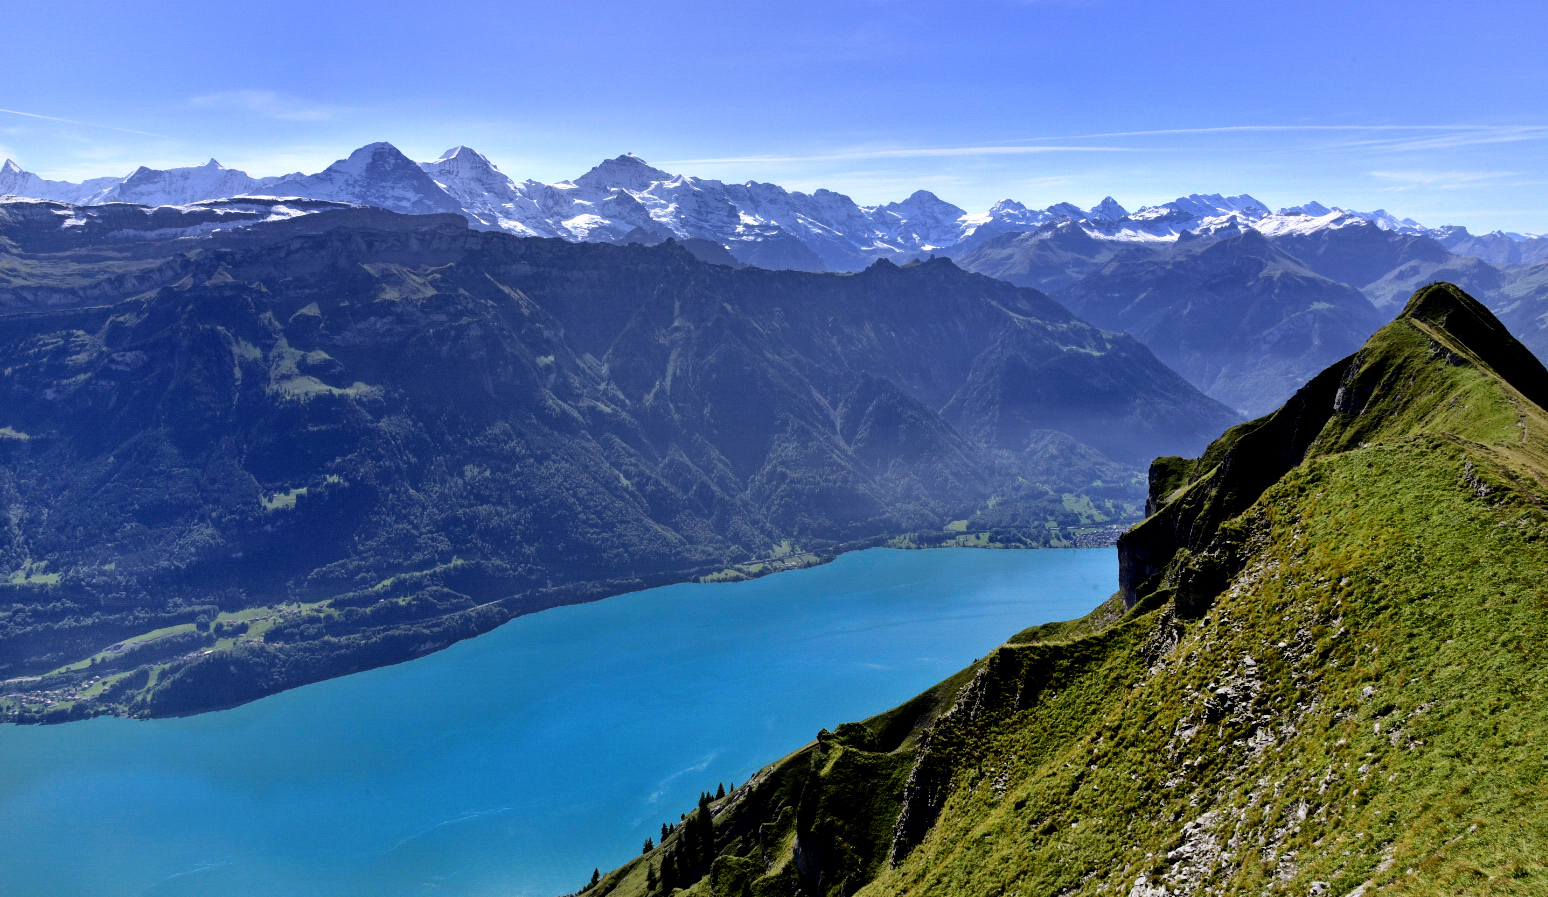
[14,142,1548,421]
[1056,229,1386,415]
[5,142,1539,273]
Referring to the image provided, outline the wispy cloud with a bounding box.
[0,107,168,139]
[1371,169,1514,190]
[668,124,1548,168]
[1321,128,1548,154]
[1038,124,1546,141]
[188,90,341,122]
[665,145,1138,165]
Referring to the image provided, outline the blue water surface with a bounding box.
[0,547,1115,897]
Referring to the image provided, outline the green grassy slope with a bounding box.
[597,284,1548,897]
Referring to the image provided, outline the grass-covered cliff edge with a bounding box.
[589,283,1548,897]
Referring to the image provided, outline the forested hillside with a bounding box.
[0,203,1236,721]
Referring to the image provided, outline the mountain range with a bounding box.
[7,142,1545,274]
[0,202,1237,720]
[13,143,1548,421]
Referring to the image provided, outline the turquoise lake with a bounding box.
[0,547,1116,897]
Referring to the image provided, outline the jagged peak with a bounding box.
[1279,200,1334,217]
[428,145,505,179]
[340,142,411,165]
[1087,196,1128,220]
[323,142,420,177]
[1,159,22,175]
[877,189,967,218]
[573,153,673,192]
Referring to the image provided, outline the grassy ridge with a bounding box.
[597,284,1548,896]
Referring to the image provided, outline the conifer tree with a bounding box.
[662,822,670,842]
[698,810,715,865]
[663,846,678,891]
[716,782,725,799]
[589,869,600,889]
[643,836,654,854]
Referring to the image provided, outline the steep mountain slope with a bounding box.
[588,283,1548,897]
[949,219,1158,294]
[262,142,465,215]
[1056,229,1386,415]
[0,206,1236,721]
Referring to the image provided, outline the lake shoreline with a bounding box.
[0,547,1118,897]
[2,522,1134,726]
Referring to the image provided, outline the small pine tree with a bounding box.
[716,782,725,799]
[661,822,671,841]
[643,836,654,854]
[589,868,600,889]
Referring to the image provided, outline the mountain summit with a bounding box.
[262,141,463,215]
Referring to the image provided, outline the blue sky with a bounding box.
[5,0,1547,232]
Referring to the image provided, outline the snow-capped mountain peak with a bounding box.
[868,190,971,250]
[326,142,415,177]
[1154,193,1271,220]
[422,145,510,190]
[259,142,463,216]
[1279,201,1333,217]
[0,160,122,204]
[572,154,675,195]
[437,145,487,163]
[3,141,1513,272]
[1087,196,1129,220]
